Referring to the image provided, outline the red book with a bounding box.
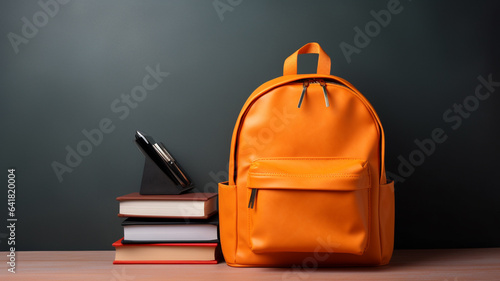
[112,238,220,264]
[116,192,218,219]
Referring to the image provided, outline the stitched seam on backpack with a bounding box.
[364,164,372,254]
[247,189,254,251]
[249,173,362,178]
[254,157,365,162]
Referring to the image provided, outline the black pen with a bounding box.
[156,142,191,187]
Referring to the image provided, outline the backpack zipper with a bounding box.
[297,79,330,108]
[248,188,257,209]
[297,80,309,108]
[319,79,330,107]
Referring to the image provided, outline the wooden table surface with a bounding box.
[1,248,499,280]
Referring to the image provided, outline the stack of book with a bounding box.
[112,192,220,264]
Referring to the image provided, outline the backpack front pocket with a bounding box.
[247,158,371,255]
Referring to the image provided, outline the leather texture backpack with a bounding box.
[218,42,395,267]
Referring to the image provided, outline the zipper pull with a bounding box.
[248,189,258,209]
[297,80,309,108]
[319,80,330,107]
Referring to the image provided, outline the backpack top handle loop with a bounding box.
[283,42,331,76]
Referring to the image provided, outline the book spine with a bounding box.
[113,260,218,264]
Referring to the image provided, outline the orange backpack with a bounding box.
[218,42,395,267]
